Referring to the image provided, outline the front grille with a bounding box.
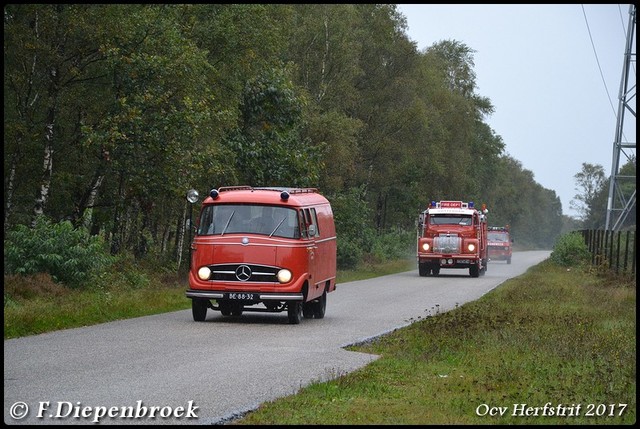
[209,263,279,282]
[433,235,461,253]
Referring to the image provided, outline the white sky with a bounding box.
[397,4,636,218]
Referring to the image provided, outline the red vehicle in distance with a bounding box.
[488,226,513,264]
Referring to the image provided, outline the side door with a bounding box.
[299,207,320,300]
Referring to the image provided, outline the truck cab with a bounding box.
[417,200,489,277]
[186,186,337,324]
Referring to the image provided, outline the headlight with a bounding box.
[277,269,292,283]
[197,266,211,280]
[421,243,430,251]
[467,243,476,252]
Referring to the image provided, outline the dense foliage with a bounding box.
[4,215,115,288]
[549,231,591,267]
[5,4,568,275]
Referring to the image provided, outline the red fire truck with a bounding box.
[488,226,513,264]
[186,186,337,324]
[417,200,489,277]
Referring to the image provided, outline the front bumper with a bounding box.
[186,289,303,301]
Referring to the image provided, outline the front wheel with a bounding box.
[192,299,208,322]
[287,301,303,324]
[469,264,480,278]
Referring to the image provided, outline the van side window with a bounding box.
[299,208,319,239]
[310,208,319,236]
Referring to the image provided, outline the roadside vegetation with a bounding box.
[4,227,636,424]
[233,260,636,425]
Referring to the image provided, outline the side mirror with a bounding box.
[308,224,316,237]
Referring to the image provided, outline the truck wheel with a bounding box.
[418,263,429,277]
[192,299,208,322]
[313,291,327,319]
[287,301,303,324]
[469,265,480,278]
[431,267,440,276]
[507,257,512,264]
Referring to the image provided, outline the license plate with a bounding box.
[227,292,255,300]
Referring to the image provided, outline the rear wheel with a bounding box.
[287,301,303,324]
[302,301,315,319]
[192,299,208,322]
[218,301,232,316]
[313,291,327,319]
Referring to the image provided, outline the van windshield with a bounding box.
[197,204,300,238]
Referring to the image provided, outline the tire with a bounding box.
[469,264,480,278]
[418,263,429,277]
[192,299,208,322]
[431,267,440,276]
[287,301,303,324]
[302,301,315,319]
[313,291,327,319]
[507,257,512,264]
[218,301,232,316]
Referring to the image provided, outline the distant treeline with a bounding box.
[4,4,566,269]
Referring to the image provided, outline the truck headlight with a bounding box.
[467,243,476,252]
[277,269,292,283]
[197,266,211,280]
[421,243,430,251]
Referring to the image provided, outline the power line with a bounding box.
[581,4,618,120]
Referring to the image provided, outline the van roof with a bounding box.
[202,186,330,206]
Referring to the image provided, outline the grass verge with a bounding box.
[232,260,636,425]
[3,259,415,340]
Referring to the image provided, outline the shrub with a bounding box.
[550,232,590,267]
[4,215,115,288]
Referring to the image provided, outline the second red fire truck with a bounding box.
[488,225,513,264]
[417,200,489,277]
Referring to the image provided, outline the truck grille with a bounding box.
[434,235,461,254]
[209,264,279,282]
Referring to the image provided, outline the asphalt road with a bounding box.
[4,250,550,425]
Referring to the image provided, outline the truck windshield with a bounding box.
[197,204,299,238]
[430,215,472,226]
[488,232,509,242]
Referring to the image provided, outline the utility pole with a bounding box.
[605,4,636,231]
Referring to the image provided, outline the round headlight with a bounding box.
[277,269,292,283]
[468,243,476,252]
[198,266,211,280]
[186,189,200,204]
[421,243,430,251]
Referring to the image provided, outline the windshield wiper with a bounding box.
[269,217,286,237]
[221,211,235,236]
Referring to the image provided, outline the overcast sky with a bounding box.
[396,4,636,218]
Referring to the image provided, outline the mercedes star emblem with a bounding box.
[235,265,252,281]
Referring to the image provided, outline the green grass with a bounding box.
[232,261,636,425]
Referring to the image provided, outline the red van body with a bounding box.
[186,186,337,324]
